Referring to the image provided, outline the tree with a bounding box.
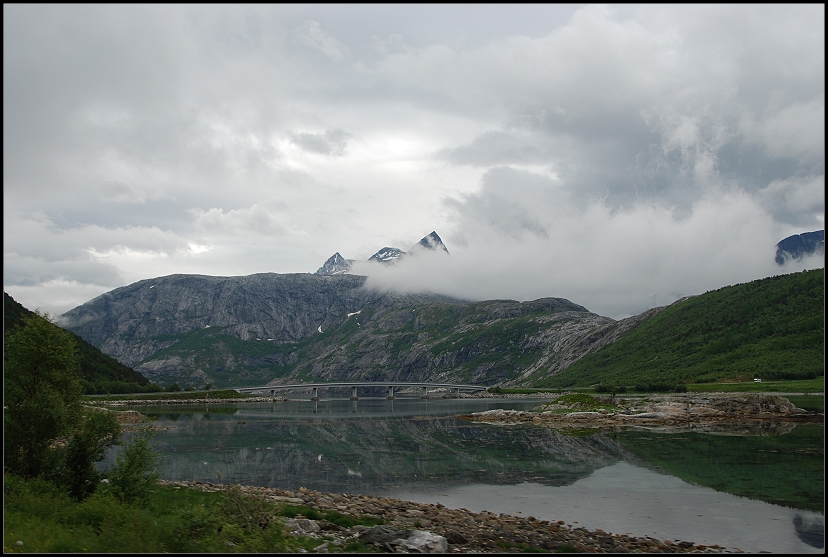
[105,431,161,506]
[4,311,84,478]
[48,408,121,500]
[4,311,121,500]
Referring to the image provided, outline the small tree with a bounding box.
[4,311,84,479]
[48,407,120,500]
[4,311,123,500]
[106,432,161,506]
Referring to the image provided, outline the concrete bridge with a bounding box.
[234,382,488,401]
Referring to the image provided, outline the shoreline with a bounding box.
[461,393,824,431]
[158,479,738,553]
[116,394,820,552]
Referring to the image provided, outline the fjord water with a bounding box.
[120,397,824,553]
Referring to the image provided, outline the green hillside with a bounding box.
[532,268,825,389]
[4,292,158,394]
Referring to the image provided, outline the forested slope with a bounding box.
[532,269,824,389]
[4,292,154,394]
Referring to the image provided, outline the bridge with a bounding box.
[234,382,488,401]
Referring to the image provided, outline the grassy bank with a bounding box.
[495,378,824,396]
[3,475,378,553]
[686,377,824,393]
[83,389,254,403]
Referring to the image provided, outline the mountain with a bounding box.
[408,230,450,256]
[531,268,824,389]
[58,272,658,389]
[775,230,824,265]
[317,231,449,275]
[367,247,406,264]
[314,252,355,275]
[4,291,155,394]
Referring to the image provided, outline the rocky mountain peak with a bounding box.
[408,231,450,255]
[315,231,450,274]
[315,252,355,275]
[775,230,824,266]
[368,247,407,264]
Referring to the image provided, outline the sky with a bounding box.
[4,4,825,320]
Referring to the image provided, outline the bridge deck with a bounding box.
[235,382,487,393]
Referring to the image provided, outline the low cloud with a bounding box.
[363,189,804,319]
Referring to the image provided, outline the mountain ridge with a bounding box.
[59,272,646,389]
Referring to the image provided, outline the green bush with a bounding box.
[104,432,160,506]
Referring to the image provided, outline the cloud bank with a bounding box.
[3,4,824,317]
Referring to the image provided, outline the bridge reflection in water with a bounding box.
[235,382,487,401]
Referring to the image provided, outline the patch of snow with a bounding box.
[150,285,155,288]
[318,325,323,333]
[347,310,362,317]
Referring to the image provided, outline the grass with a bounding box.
[3,475,378,553]
[84,389,255,402]
[686,377,824,393]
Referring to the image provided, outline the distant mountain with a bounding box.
[58,272,654,389]
[408,231,450,256]
[775,230,824,265]
[315,252,355,275]
[317,231,450,275]
[57,268,823,391]
[367,247,406,264]
[4,292,154,394]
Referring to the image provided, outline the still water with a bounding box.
[118,396,824,553]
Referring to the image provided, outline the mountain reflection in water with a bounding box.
[109,397,823,552]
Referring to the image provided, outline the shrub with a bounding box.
[104,432,160,506]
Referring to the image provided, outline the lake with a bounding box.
[114,396,824,553]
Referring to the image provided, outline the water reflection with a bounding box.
[111,397,823,553]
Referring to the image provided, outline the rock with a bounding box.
[286,518,321,533]
[359,525,411,546]
[445,531,468,545]
[359,525,448,553]
[397,530,448,553]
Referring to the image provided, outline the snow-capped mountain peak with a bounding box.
[314,252,355,275]
[408,231,450,255]
[368,247,406,263]
[314,231,450,275]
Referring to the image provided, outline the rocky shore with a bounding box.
[158,480,736,553]
[461,393,823,430]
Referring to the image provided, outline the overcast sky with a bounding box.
[4,4,824,320]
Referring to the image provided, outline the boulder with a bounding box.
[359,525,448,553]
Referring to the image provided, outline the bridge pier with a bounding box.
[350,386,359,401]
[311,387,320,401]
[421,386,429,399]
[386,386,395,400]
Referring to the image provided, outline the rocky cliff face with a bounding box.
[60,273,664,388]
